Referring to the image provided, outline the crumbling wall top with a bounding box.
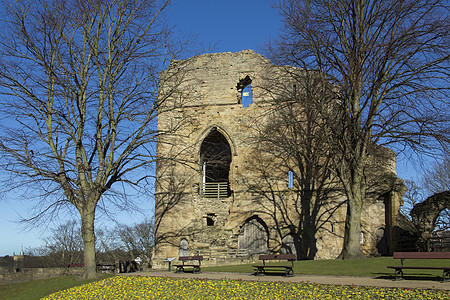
[163,50,274,106]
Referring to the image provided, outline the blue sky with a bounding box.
[0,0,423,256]
[167,0,282,54]
[0,0,283,257]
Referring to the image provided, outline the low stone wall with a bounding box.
[0,267,83,284]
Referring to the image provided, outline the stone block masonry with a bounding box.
[153,50,404,268]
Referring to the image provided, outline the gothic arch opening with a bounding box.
[200,128,232,198]
[238,216,269,254]
[411,191,450,250]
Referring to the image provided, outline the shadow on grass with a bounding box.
[174,270,201,274]
[252,271,294,278]
[374,273,445,282]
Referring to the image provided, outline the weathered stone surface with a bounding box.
[411,191,450,249]
[154,50,404,267]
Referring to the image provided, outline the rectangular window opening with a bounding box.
[206,213,216,226]
[288,170,294,189]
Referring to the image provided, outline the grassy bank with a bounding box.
[0,274,111,300]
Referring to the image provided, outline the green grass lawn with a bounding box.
[1,258,449,300]
[0,274,111,300]
[203,256,450,279]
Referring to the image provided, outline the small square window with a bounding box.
[206,213,216,226]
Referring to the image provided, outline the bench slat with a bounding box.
[179,256,203,261]
[253,265,293,268]
[258,254,295,261]
[388,266,450,270]
[173,264,201,267]
[389,252,450,282]
[393,252,450,259]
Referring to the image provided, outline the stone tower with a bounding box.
[153,50,404,266]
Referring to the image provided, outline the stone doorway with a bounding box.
[238,217,268,254]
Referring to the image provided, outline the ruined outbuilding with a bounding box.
[153,50,405,266]
[411,191,450,249]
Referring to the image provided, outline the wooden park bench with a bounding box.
[387,252,450,282]
[253,254,295,277]
[173,256,203,273]
[97,262,116,273]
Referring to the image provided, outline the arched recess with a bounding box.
[199,127,232,198]
[197,125,237,157]
[376,227,388,255]
[238,216,269,254]
[179,239,189,257]
[411,191,450,246]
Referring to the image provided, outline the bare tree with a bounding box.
[247,71,344,259]
[43,220,84,266]
[402,179,424,218]
[270,0,449,258]
[28,220,83,267]
[116,218,155,268]
[423,155,450,195]
[423,156,450,230]
[405,154,450,231]
[0,0,189,278]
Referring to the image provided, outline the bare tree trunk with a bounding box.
[340,160,366,259]
[301,190,318,259]
[80,205,97,279]
[341,194,364,259]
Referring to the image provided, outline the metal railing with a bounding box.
[200,182,229,199]
[428,236,450,252]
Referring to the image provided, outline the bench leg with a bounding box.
[193,266,201,274]
[284,268,294,277]
[443,270,449,282]
[254,267,265,276]
[394,268,403,281]
[175,266,184,273]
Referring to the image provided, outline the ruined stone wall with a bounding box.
[155,51,274,264]
[0,267,82,284]
[154,50,403,267]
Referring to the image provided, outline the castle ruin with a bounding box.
[153,50,405,266]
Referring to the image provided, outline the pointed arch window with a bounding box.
[200,128,232,198]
